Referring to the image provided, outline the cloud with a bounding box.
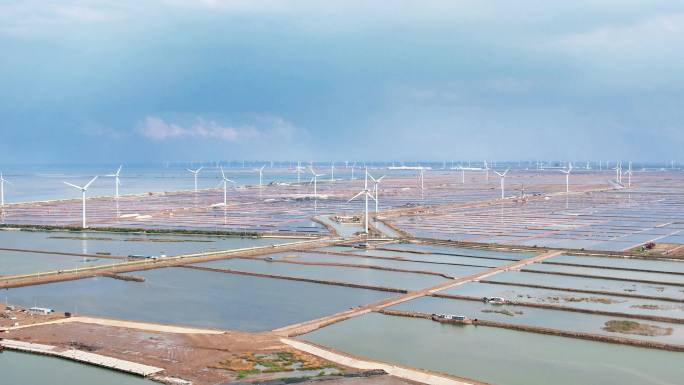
[138,115,298,143]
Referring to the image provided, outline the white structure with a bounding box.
[186,167,203,192]
[309,167,325,198]
[561,163,573,194]
[0,172,10,207]
[494,169,510,199]
[368,173,386,214]
[219,167,236,206]
[348,169,376,234]
[105,165,123,199]
[484,160,490,181]
[419,168,425,190]
[626,161,633,188]
[256,165,266,188]
[28,307,54,315]
[296,161,304,184]
[63,176,98,228]
[330,162,335,182]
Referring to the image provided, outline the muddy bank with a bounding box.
[258,258,455,279]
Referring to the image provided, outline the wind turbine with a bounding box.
[105,165,123,199]
[296,161,303,184]
[561,163,572,194]
[419,168,425,190]
[219,167,236,206]
[63,176,98,229]
[484,160,490,181]
[0,173,11,207]
[186,167,203,192]
[494,169,510,199]
[309,167,325,198]
[625,161,633,188]
[348,169,376,234]
[368,173,385,214]
[330,162,335,182]
[350,162,357,180]
[255,165,266,188]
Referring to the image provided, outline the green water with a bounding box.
[302,313,684,385]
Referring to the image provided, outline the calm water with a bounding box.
[0,250,111,276]
[391,296,684,344]
[0,229,300,257]
[0,351,153,385]
[492,270,684,300]
[266,251,487,278]
[302,313,684,385]
[320,246,512,267]
[4,267,393,331]
[446,281,684,319]
[196,258,448,290]
[380,243,534,260]
[525,262,684,285]
[549,254,684,274]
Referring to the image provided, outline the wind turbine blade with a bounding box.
[197,167,203,173]
[225,179,236,184]
[116,165,122,175]
[220,166,226,179]
[348,190,365,202]
[63,182,83,190]
[377,176,386,182]
[84,176,98,190]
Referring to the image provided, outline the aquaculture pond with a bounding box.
[0,229,303,257]
[0,351,154,385]
[196,258,448,290]
[390,296,684,344]
[0,250,114,276]
[445,281,684,319]
[380,243,534,260]
[524,262,684,285]
[264,251,488,278]
[4,267,393,331]
[546,254,684,274]
[302,313,684,385]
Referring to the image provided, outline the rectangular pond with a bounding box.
[196,258,448,290]
[302,312,684,385]
[0,250,114,276]
[0,229,303,256]
[4,267,394,331]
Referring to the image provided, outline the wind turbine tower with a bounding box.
[348,169,376,234]
[494,169,510,199]
[63,176,98,228]
[186,167,203,192]
[561,163,572,194]
[105,165,123,199]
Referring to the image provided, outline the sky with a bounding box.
[1,0,683,163]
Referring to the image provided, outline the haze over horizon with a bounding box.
[2,0,683,163]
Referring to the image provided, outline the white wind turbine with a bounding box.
[613,163,622,184]
[0,173,11,207]
[348,169,376,234]
[625,161,633,188]
[484,160,490,181]
[296,161,304,184]
[63,176,98,229]
[186,167,203,192]
[419,168,425,190]
[255,165,266,188]
[330,162,335,182]
[561,163,573,194]
[494,169,510,199]
[309,167,325,198]
[105,165,123,199]
[219,167,236,206]
[350,162,357,180]
[368,172,385,214]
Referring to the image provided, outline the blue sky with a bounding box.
[1,1,683,163]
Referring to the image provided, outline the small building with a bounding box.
[28,307,54,315]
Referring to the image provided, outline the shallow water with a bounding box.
[0,250,111,276]
[549,254,684,274]
[266,251,487,278]
[320,246,512,267]
[525,262,684,285]
[0,351,154,385]
[391,296,684,344]
[492,270,684,300]
[197,258,448,290]
[445,281,684,319]
[4,267,393,331]
[302,312,684,385]
[0,229,300,257]
[381,243,533,260]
